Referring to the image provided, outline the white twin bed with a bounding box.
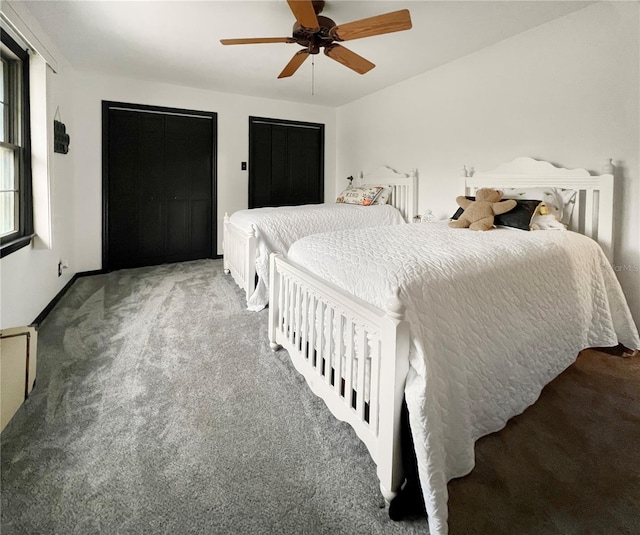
[223,166,417,310]
[265,157,640,535]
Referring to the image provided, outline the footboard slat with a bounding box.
[369,338,381,435]
[356,327,367,421]
[335,308,343,397]
[301,289,308,359]
[294,283,302,350]
[308,294,317,367]
[268,253,410,503]
[284,277,292,341]
[344,317,353,405]
[316,300,325,375]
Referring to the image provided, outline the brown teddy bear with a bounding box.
[449,188,517,231]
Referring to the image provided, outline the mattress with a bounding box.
[229,203,404,310]
[287,221,640,535]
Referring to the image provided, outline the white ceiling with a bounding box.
[18,0,593,107]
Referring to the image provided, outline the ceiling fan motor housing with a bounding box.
[292,15,336,54]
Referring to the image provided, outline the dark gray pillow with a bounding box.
[451,197,541,231]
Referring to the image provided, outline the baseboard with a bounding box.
[30,261,218,327]
[31,269,105,327]
[76,269,107,278]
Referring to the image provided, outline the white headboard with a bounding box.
[357,165,418,223]
[461,157,615,262]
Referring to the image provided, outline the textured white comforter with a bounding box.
[229,203,404,310]
[286,221,640,535]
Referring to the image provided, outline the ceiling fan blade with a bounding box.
[324,44,375,75]
[278,49,310,78]
[220,37,295,45]
[286,0,319,30]
[331,9,412,41]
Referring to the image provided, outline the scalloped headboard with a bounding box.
[356,165,418,223]
[461,157,614,262]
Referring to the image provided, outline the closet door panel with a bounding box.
[166,200,190,257]
[105,103,216,270]
[109,114,138,201]
[109,199,138,267]
[188,118,214,199]
[191,200,211,254]
[138,115,165,200]
[138,114,165,264]
[287,127,321,206]
[248,117,324,209]
[108,111,140,269]
[139,202,164,259]
[249,122,273,209]
[164,118,191,202]
[270,125,289,206]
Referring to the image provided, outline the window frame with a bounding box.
[0,30,33,258]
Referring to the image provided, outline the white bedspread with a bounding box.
[287,222,640,535]
[229,203,404,310]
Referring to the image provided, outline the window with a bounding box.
[0,31,32,257]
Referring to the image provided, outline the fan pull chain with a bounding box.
[311,55,315,96]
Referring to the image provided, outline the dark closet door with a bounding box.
[249,117,324,208]
[104,103,216,270]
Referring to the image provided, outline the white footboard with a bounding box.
[268,253,410,502]
[223,213,257,302]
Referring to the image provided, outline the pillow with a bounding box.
[355,184,390,205]
[530,211,567,230]
[451,197,542,231]
[372,187,390,205]
[336,186,383,206]
[495,199,542,231]
[500,187,576,226]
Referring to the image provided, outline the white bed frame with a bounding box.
[267,157,615,504]
[223,166,418,303]
[462,157,615,263]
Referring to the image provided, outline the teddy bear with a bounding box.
[449,188,517,231]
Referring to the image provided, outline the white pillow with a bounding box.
[336,186,383,206]
[530,212,567,230]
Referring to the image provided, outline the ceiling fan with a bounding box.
[220,0,412,79]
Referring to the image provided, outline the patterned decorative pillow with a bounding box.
[500,187,576,226]
[336,186,383,206]
[372,187,390,205]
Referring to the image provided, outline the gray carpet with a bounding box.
[2,259,639,534]
[1,260,424,534]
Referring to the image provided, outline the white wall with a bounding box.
[336,1,640,327]
[0,6,77,329]
[70,72,337,272]
[1,9,336,328]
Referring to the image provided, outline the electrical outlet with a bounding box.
[241,161,247,170]
[58,261,62,277]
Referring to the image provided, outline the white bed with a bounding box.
[267,157,640,535]
[223,166,417,311]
